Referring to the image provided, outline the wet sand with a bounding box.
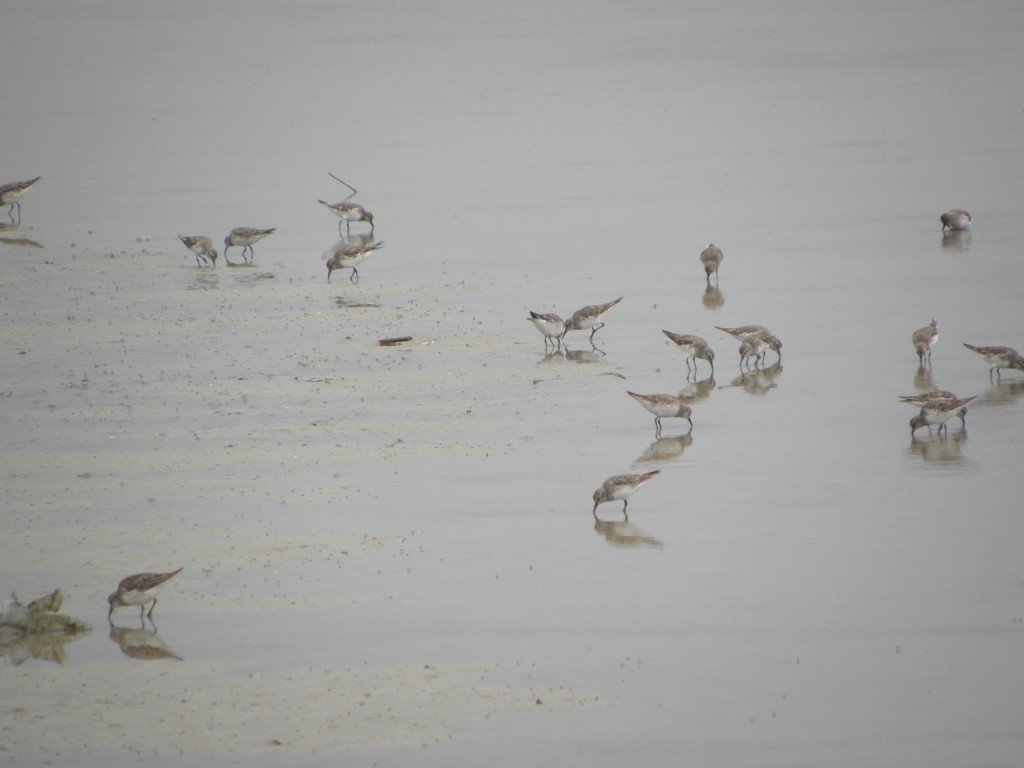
[4,1,1024,765]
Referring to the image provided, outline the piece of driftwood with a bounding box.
[379,336,413,346]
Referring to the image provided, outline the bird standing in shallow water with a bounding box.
[663,330,715,374]
[699,243,723,282]
[562,297,623,344]
[527,311,565,350]
[224,227,275,264]
[108,568,183,621]
[178,235,218,267]
[319,200,374,234]
[940,209,971,231]
[0,177,41,223]
[716,325,782,365]
[900,391,969,428]
[592,471,660,518]
[912,320,938,365]
[325,240,385,283]
[962,344,1024,379]
[909,396,976,436]
[627,391,693,437]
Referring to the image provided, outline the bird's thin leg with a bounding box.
[349,268,359,284]
[147,599,157,618]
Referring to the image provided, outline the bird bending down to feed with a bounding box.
[0,176,41,222]
[662,330,715,374]
[319,200,374,234]
[940,209,971,231]
[224,227,275,263]
[527,311,565,350]
[178,235,218,267]
[627,391,693,437]
[592,471,660,518]
[699,243,723,282]
[912,319,938,365]
[325,240,385,283]
[108,568,184,620]
[962,344,1024,379]
[562,297,623,343]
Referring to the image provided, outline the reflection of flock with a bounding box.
[521,210,1023,528]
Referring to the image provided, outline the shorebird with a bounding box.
[0,176,41,222]
[178,235,218,267]
[319,200,374,234]
[912,319,938,365]
[662,330,715,373]
[900,391,968,427]
[108,568,184,620]
[592,470,660,517]
[627,391,693,437]
[700,243,723,282]
[223,227,275,264]
[962,344,1024,379]
[527,311,565,350]
[909,396,976,436]
[562,297,623,343]
[716,325,782,363]
[940,209,972,231]
[325,240,385,283]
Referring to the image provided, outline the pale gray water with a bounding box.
[3,1,1024,765]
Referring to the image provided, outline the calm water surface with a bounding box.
[3,1,1024,765]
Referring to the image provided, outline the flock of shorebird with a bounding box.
[526,210,1022,519]
[3,177,1020,607]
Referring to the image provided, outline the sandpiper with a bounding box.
[716,325,782,362]
[562,297,623,343]
[592,470,660,517]
[224,226,276,264]
[940,209,972,231]
[909,396,976,436]
[912,319,938,365]
[325,240,385,283]
[700,243,723,282]
[627,391,693,437]
[108,568,183,620]
[962,344,1024,379]
[319,200,374,234]
[900,391,968,427]
[178,235,218,267]
[662,330,715,373]
[0,176,41,222]
[527,311,565,350]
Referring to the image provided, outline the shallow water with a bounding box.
[3,1,1024,765]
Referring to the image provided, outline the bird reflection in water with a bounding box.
[976,378,1024,407]
[564,345,607,363]
[941,229,970,251]
[592,517,663,549]
[678,375,716,404]
[109,619,183,661]
[702,283,724,310]
[722,362,783,395]
[635,433,693,464]
[907,429,967,464]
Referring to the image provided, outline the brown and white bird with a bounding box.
[699,243,723,282]
[627,391,693,437]
[940,209,972,231]
[662,330,715,373]
[909,396,976,436]
[325,240,385,283]
[900,391,968,428]
[108,568,184,620]
[527,311,565,350]
[223,227,275,263]
[962,344,1024,379]
[178,235,218,267]
[717,325,782,367]
[912,320,938,365]
[0,176,41,222]
[592,470,661,517]
[561,297,623,343]
[319,200,374,234]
